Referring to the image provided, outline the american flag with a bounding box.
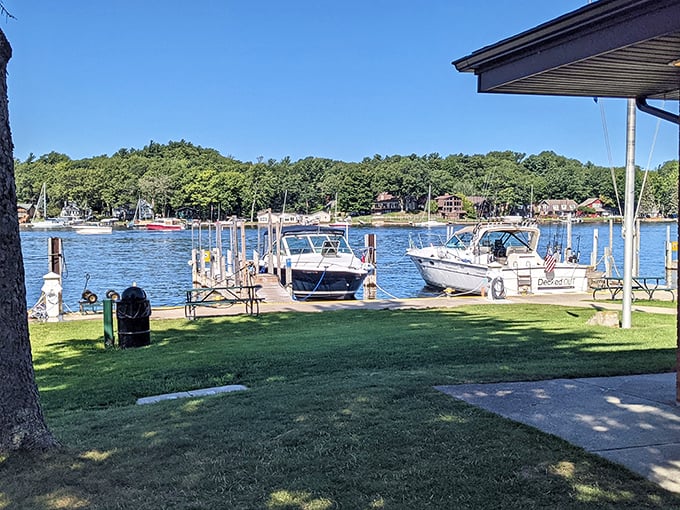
[544,246,556,274]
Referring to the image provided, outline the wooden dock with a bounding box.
[253,273,294,302]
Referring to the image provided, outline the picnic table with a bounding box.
[185,285,263,319]
[591,276,674,301]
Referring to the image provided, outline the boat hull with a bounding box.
[407,251,590,296]
[73,225,113,235]
[409,254,487,293]
[146,225,183,231]
[260,225,372,300]
[289,268,366,300]
[30,220,65,229]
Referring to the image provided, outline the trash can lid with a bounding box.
[121,286,147,300]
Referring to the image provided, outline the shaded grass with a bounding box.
[2,304,679,509]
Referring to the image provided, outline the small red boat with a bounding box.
[145,218,186,231]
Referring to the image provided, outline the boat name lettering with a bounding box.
[537,277,575,288]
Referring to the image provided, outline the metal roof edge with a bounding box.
[452,0,671,73]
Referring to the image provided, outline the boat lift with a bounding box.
[189,217,250,288]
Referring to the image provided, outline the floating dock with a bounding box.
[253,273,294,302]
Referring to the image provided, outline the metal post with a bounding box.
[621,98,636,329]
[666,226,677,289]
[103,299,114,347]
[591,228,598,268]
[634,218,641,276]
[363,233,377,299]
[240,218,247,282]
[566,213,572,259]
[604,247,611,276]
[231,217,240,287]
[267,210,274,274]
[48,237,63,276]
[676,115,679,405]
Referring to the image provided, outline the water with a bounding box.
[20,221,677,309]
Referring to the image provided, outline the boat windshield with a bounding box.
[309,234,351,254]
[284,234,352,255]
[479,230,535,250]
[445,231,473,249]
[284,236,314,254]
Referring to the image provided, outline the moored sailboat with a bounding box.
[414,185,446,228]
[30,183,65,229]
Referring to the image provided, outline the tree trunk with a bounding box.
[0,28,59,451]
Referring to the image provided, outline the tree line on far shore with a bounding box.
[14,140,679,220]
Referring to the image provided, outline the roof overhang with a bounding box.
[453,0,680,102]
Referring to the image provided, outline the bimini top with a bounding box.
[264,225,348,238]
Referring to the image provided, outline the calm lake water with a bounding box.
[20,221,678,309]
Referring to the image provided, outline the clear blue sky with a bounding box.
[3,1,678,168]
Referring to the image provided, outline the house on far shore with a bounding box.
[17,203,35,223]
[372,192,401,214]
[537,199,578,218]
[434,194,465,221]
[257,211,300,224]
[59,201,88,223]
[577,197,608,217]
[467,196,492,218]
[304,210,331,225]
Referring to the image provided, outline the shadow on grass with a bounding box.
[6,305,675,508]
[2,375,679,509]
[30,305,676,414]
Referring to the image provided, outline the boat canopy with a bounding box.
[445,222,540,251]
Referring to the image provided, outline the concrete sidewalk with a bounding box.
[59,289,676,321]
[142,291,678,320]
[436,373,680,493]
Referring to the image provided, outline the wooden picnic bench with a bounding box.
[185,285,263,319]
[591,276,674,301]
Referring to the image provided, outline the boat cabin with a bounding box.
[448,223,539,254]
[265,227,352,257]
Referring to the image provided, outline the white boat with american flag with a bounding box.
[406,218,592,298]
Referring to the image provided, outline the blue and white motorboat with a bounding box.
[258,225,373,300]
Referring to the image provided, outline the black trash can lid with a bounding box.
[121,285,147,300]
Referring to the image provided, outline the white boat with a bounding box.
[414,219,447,228]
[258,225,374,300]
[414,185,446,228]
[328,220,352,228]
[30,183,66,228]
[30,218,66,229]
[406,218,592,298]
[72,223,113,235]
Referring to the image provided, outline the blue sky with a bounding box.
[3,1,678,168]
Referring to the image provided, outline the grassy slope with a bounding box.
[2,304,678,509]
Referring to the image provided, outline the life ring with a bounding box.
[491,277,506,300]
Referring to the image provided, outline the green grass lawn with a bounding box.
[2,304,679,509]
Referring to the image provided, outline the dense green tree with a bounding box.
[12,141,678,220]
